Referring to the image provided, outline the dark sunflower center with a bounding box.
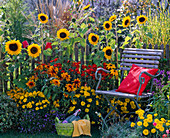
[31,47,38,54]
[9,43,18,51]
[29,82,34,86]
[139,17,145,22]
[69,85,72,88]
[106,50,112,56]
[55,81,59,84]
[60,32,67,38]
[105,23,110,28]
[125,20,129,25]
[92,36,97,42]
[40,16,46,21]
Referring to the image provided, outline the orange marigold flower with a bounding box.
[51,79,60,86]
[65,84,76,92]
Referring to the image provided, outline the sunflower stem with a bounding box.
[40,24,44,64]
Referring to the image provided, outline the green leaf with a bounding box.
[88,17,95,22]
[43,48,52,56]
[146,32,153,38]
[117,30,122,33]
[44,88,48,95]
[52,41,59,46]
[74,37,81,43]
[125,36,131,42]
[80,23,86,29]
[80,39,86,47]
[132,37,139,43]
[52,93,58,101]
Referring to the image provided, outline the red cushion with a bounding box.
[116,64,158,96]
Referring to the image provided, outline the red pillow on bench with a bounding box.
[116,64,158,96]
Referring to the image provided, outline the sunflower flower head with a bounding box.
[57,29,70,41]
[103,21,112,31]
[88,33,99,45]
[27,43,41,58]
[137,15,148,24]
[102,46,113,60]
[109,15,117,22]
[38,13,48,24]
[122,16,131,27]
[5,40,22,55]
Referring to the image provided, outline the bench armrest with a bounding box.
[95,68,110,91]
[136,70,160,100]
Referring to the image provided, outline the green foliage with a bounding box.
[0,93,19,132]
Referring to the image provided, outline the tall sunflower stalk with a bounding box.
[40,24,45,64]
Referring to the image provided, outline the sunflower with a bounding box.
[137,15,148,24]
[57,29,69,41]
[109,15,117,22]
[27,43,41,58]
[88,33,99,45]
[73,78,81,88]
[26,80,35,89]
[103,21,112,31]
[102,46,113,60]
[38,13,48,24]
[122,16,131,27]
[51,79,60,86]
[83,4,90,10]
[5,40,22,55]
[65,84,76,92]
[106,63,116,69]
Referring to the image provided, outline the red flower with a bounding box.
[86,69,91,74]
[162,134,167,138]
[67,60,70,63]
[61,70,65,73]
[92,64,97,69]
[54,58,58,62]
[88,65,92,68]
[75,68,79,72]
[98,85,101,89]
[45,42,52,50]
[59,68,62,70]
[22,40,29,48]
[81,73,85,77]
[82,65,87,69]
[50,60,54,63]
[103,62,107,68]
[77,71,80,74]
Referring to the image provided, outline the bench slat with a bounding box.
[120,67,131,71]
[121,59,159,64]
[120,63,158,68]
[123,51,162,56]
[122,55,161,60]
[124,48,163,53]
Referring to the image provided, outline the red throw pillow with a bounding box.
[116,64,158,95]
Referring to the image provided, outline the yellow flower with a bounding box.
[57,28,69,41]
[72,99,77,105]
[147,117,153,123]
[27,102,32,108]
[29,93,33,97]
[65,84,76,92]
[137,15,147,24]
[122,16,131,27]
[88,33,99,45]
[32,101,34,104]
[160,118,166,123]
[103,21,112,31]
[27,43,41,58]
[154,113,158,117]
[109,15,117,22]
[143,122,149,127]
[68,106,75,112]
[87,104,90,108]
[5,40,22,55]
[38,13,48,23]
[51,79,60,86]
[102,46,113,60]
[40,106,43,109]
[96,100,99,106]
[150,128,156,133]
[84,91,90,98]
[91,121,95,124]
[43,104,47,108]
[166,122,170,126]
[159,126,164,132]
[137,121,142,126]
[147,114,152,118]
[143,129,149,136]
[125,98,130,103]
[81,101,86,106]
[91,89,95,93]
[106,63,116,69]
[87,98,92,103]
[75,94,81,98]
[81,86,85,90]
[130,122,135,127]
[35,107,39,110]
[72,78,81,88]
[20,96,24,100]
[22,105,26,109]
[85,108,89,113]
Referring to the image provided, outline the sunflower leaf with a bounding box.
[80,39,86,47]
[125,36,131,42]
[80,23,87,29]
[117,30,122,33]
[43,49,52,56]
[88,17,95,22]
[52,41,59,46]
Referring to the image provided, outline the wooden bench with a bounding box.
[95,48,163,129]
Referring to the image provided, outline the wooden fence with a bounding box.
[0,43,169,93]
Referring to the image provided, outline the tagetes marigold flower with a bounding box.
[26,80,35,89]
[65,84,76,92]
[61,72,71,81]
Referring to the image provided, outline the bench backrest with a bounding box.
[120,48,164,71]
